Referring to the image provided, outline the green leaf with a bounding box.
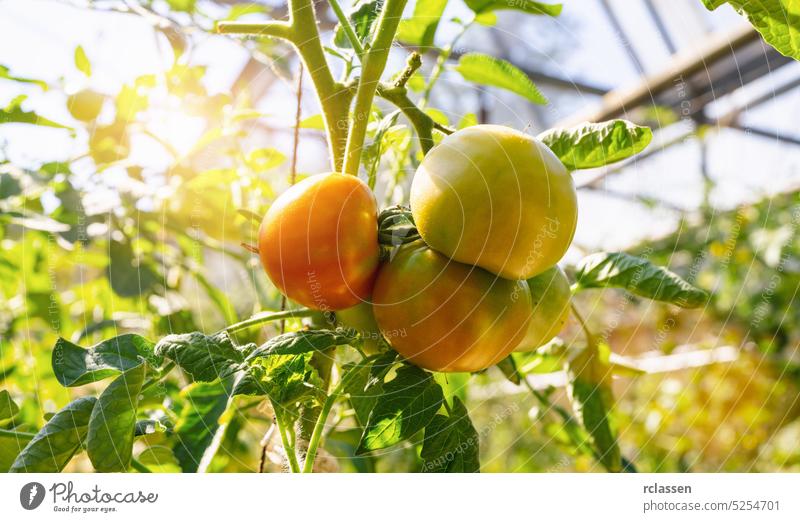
[397,0,448,48]
[0,430,34,472]
[246,148,286,171]
[155,331,250,383]
[299,114,325,130]
[0,389,19,420]
[9,397,97,472]
[454,53,547,104]
[86,364,146,472]
[137,446,182,473]
[420,397,480,472]
[702,1,800,61]
[237,353,324,406]
[74,46,91,76]
[0,65,48,90]
[363,110,401,189]
[357,365,444,453]
[538,120,652,170]
[166,0,197,12]
[172,380,231,472]
[334,0,385,49]
[344,351,399,426]
[566,346,621,471]
[464,0,562,16]
[0,95,70,128]
[245,330,354,360]
[495,355,521,385]
[107,239,159,297]
[52,334,157,387]
[575,252,708,308]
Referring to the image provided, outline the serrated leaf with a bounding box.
[575,252,708,308]
[0,389,19,420]
[241,353,323,406]
[344,351,398,426]
[397,0,448,48]
[702,1,800,61]
[9,397,97,472]
[246,330,354,360]
[454,53,547,104]
[172,380,231,472]
[420,397,480,472]
[74,46,91,76]
[538,120,652,170]
[357,365,443,453]
[86,364,146,472]
[566,347,621,472]
[155,331,250,383]
[465,0,562,16]
[52,334,157,387]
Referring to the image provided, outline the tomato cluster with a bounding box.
[258,125,577,372]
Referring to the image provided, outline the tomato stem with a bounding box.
[274,406,302,473]
[224,308,315,334]
[343,0,409,175]
[328,0,366,59]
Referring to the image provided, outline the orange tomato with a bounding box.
[258,172,380,310]
[372,242,532,372]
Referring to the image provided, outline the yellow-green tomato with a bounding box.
[515,265,571,352]
[336,301,383,354]
[410,124,577,280]
[372,242,532,372]
[67,89,104,122]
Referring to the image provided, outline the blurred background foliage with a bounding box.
[1,0,799,472]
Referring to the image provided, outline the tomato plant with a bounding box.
[3,0,798,475]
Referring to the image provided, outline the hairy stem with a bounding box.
[343,0,409,175]
[328,0,365,58]
[274,406,301,473]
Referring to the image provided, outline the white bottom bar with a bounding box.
[3,473,798,521]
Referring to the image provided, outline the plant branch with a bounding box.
[301,364,362,473]
[343,0,409,175]
[376,84,455,154]
[328,0,365,59]
[215,20,293,40]
[570,302,595,345]
[224,309,315,334]
[274,406,301,473]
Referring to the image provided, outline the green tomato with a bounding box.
[336,301,383,354]
[411,124,577,280]
[515,265,571,352]
[67,89,104,122]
